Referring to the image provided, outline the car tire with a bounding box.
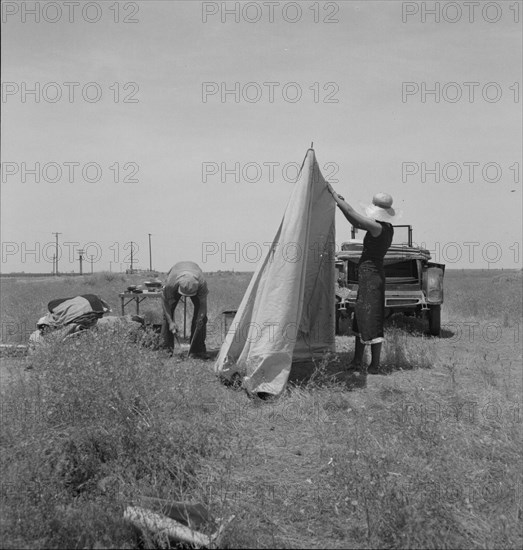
[428,305,441,336]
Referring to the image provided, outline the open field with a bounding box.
[0,270,522,548]
[0,271,253,349]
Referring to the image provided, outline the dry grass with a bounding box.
[443,269,522,323]
[0,271,253,346]
[1,331,230,548]
[0,270,521,548]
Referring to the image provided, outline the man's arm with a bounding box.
[162,291,180,333]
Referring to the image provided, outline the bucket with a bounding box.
[222,310,237,339]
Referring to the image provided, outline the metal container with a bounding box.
[222,310,237,339]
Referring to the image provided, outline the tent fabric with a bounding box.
[214,149,336,397]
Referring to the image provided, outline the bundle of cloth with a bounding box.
[29,294,111,351]
[40,294,111,331]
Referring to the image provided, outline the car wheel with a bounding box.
[428,305,441,336]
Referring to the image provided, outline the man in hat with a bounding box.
[161,261,209,358]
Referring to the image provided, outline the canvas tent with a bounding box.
[214,148,336,397]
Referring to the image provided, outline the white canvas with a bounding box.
[214,149,336,397]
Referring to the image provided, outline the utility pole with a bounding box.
[130,242,134,274]
[78,249,84,275]
[88,255,94,274]
[52,232,62,275]
[148,233,153,272]
[52,254,56,275]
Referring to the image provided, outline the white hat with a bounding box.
[363,193,401,222]
[36,316,49,327]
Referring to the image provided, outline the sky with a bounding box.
[1,0,522,273]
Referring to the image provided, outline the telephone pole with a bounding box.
[148,233,153,272]
[52,232,62,275]
[78,249,84,275]
[88,255,94,274]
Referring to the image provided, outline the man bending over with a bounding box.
[161,261,208,358]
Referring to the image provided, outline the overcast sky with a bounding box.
[1,0,522,272]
